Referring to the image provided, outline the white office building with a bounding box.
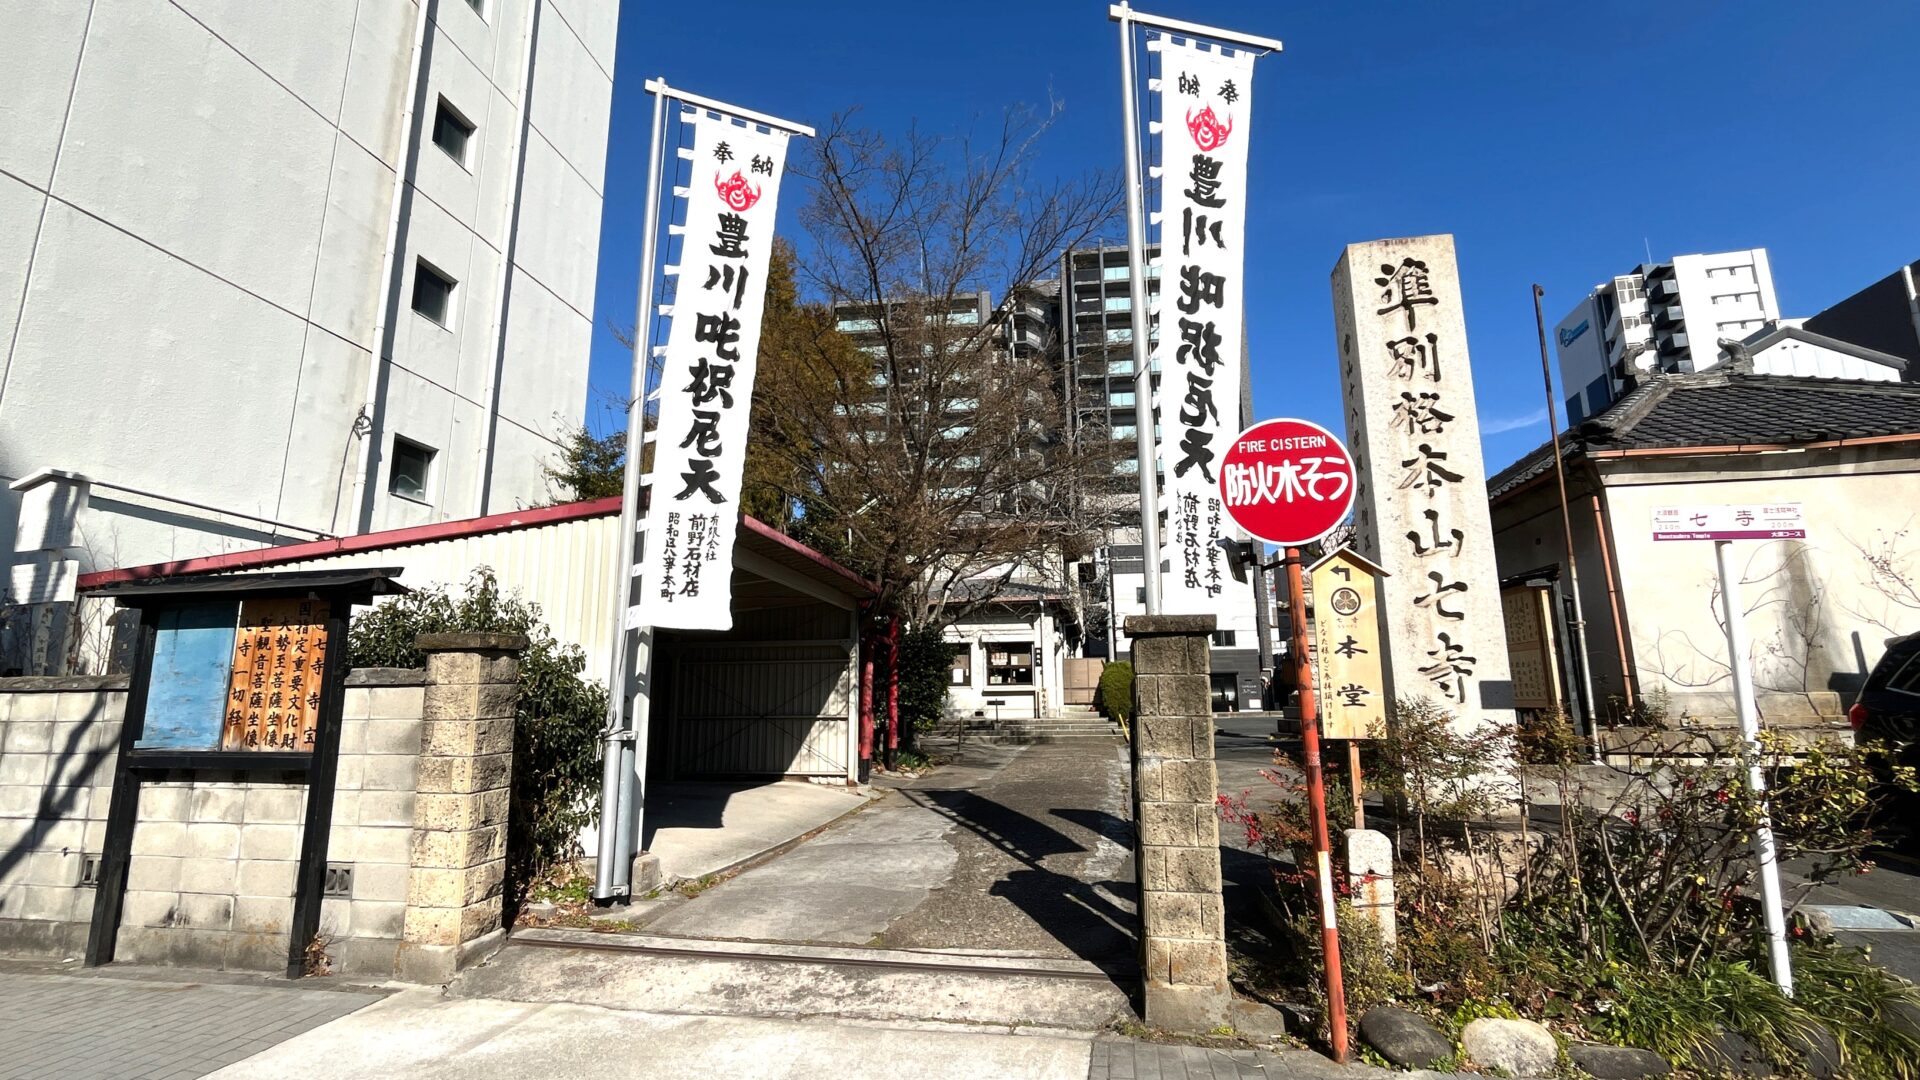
[1554,249,1781,423]
[2,0,618,588]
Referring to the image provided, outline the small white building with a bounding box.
[2,1,619,582]
[1727,321,1907,383]
[942,588,1071,721]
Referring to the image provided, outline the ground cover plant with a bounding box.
[1220,698,1920,1078]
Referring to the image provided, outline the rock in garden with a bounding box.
[1569,1041,1670,1080]
[1359,1006,1453,1070]
[1889,999,1920,1043]
[1691,1030,1774,1078]
[1461,1017,1559,1078]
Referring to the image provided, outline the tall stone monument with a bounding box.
[1331,235,1514,734]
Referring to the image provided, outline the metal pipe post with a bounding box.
[594,82,669,903]
[1114,2,1162,614]
[885,617,901,770]
[1714,539,1794,996]
[1532,285,1597,735]
[1288,547,1348,1061]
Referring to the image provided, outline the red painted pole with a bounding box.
[1288,546,1349,1063]
[859,625,875,775]
[885,617,901,770]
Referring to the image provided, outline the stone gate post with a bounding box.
[1127,614,1231,1032]
[395,631,525,984]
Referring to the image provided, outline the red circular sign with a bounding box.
[1218,418,1356,547]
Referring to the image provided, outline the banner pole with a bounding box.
[595,80,669,903]
[1114,2,1163,616]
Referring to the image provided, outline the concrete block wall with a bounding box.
[0,678,125,958]
[113,671,428,974]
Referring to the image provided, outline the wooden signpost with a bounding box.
[1308,548,1387,828]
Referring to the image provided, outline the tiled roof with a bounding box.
[1487,371,1920,500]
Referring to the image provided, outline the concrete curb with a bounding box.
[509,926,1119,981]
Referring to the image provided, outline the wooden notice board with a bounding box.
[221,598,332,751]
[1501,585,1563,711]
[1309,548,1389,741]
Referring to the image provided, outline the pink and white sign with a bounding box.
[1651,503,1807,542]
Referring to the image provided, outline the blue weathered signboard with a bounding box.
[137,601,239,749]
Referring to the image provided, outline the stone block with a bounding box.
[357,824,412,865]
[186,822,242,859]
[1144,887,1221,937]
[17,884,75,922]
[414,753,509,796]
[401,904,460,947]
[350,899,406,939]
[479,654,521,685]
[237,859,297,898]
[476,682,519,721]
[0,784,40,817]
[179,856,239,895]
[121,889,180,928]
[366,686,426,722]
[0,753,45,787]
[130,821,186,857]
[343,688,373,721]
[331,936,400,978]
[1147,673,1212,718]
[423,683,481,722]
[419,718,514,758]
[33,816,82,851]
[176,892,234,931]
[336,718,368,756]
[393,940,457,985]
[329,790,361,828]
[1137,714,1200,759]
[237,823,301,862]
[244,786,306,825]
[361,755,420,793]
[357,790,417,828]
[424,650,485,686]
[352,862,412,904]
[1129,634,1191,676]
[49,749,112,789]
[414,788,509,832]
[26,850,77,887]
[5,722,53,753]
[320,896,351,937]
[224,930,289,973]
[1168,939,1228,987]
[408,860,505,909]
[1159,759,1218,804]
[1139,802,1198,847]
[334,755,367,791]
[1143,983,1233,1034]
[138,785,190,822]
[190,785,247,824]
[410,824,507,870]
[126,854,182,892]
[1164,847,1222,894]
[10,695,58,724]
[367,718,424,755]
[1143,937,1174,983]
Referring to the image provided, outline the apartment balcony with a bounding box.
[1648,277,1680,300]
[1652,303,1684,329]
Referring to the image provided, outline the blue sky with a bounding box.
[586,1,1920,476]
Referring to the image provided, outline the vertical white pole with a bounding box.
[594,83,670,902]
[1115,2,1163,615]
[1715,539,1794,996]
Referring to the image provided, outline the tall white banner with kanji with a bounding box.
[1151,40,1255,612]
[637,118,788,630]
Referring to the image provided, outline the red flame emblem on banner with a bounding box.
[714,170,762,212]
[1186,104,1233,152]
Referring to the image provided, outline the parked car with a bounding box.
[1851,632,1920,851]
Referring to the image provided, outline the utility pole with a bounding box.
[1532,286,1597,735]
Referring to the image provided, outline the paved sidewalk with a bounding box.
[0,966,380,1080]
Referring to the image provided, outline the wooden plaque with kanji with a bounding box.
[220,598,331,751]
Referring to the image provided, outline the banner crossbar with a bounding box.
[1108,3,1283,54]
[644,78,816,138]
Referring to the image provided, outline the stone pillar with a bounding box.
[1127,614,1231,1032]
[395,632,524,984]
[1346,828,1396,948]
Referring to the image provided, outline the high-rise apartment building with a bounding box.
[2,0,618,579]
[1554,249,1780,423]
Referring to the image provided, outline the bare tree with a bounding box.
[747,105,1126,624]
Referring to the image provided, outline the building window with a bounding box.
[1105,327,1132,343]
[1110,391,1136,407]
[1103,297,1131,312]
[951,646,973,686]
[1211,630,1237,648]
[836,317,878,333]
[464,0,486,15]
[1115,458,1139,475]
[948,310,980,325]
[411,260,456,326]
[432,99,475,167]
[986,642,1035,686]
[1102,265,1130,281]
[388,438,435,503]
[1113,424,1136,440]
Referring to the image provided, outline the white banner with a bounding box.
[1151,40,1255,612]
[636,117,789,630]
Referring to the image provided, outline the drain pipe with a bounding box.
[344,0,433,534]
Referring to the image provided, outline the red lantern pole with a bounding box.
[885,617,901,770]
[1288,546,1349,1062]
[859,621,875,781]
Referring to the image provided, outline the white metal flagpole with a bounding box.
[594,80,669,903]
[1113,2,1163,615]
[1714,538,1794,996]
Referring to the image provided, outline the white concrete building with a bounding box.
[1555,249,1781,423]
[1,0,618,583]
[1728,321,1906,383]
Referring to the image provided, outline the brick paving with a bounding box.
[0,968,379,1080]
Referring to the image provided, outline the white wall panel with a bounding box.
[55,0,333,315]
[389,194,474,387]
[274,326,372,533]
[510,133,599,318]
[0,175,44,378]
[494,273,589,433]
[309,133,396,351]
[547,0,617,78]
[171,0,359,120]
[0,1,92,187]
[337,0,416,168]
[415,39,495,235]
[528,14,611,190]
